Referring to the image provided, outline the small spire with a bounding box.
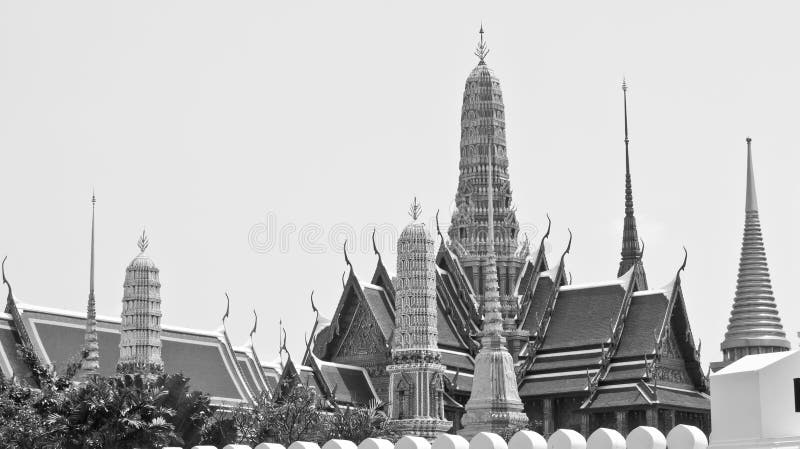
[408,197,422,221]
[137,229,149,253]
[745,137,759,212]
[474,24,490,63]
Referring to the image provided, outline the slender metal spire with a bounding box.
[80,192,100,378]
[618,79,643,279]
[713,137,789,370]
[745,137,758,212]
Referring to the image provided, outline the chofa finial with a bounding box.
[137,229,149,253]
[408,197,422,221]
[474,24,489,63]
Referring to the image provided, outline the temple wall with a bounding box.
[174,424,709,449]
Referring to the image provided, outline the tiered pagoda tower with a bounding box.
[449,26,528,333]
[117,231,164,375]
[78,193,100,379]
[711,138,791,371]
[386,199,452,439]
[458,31,528,437]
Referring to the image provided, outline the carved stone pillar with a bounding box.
[646,407,658,428]
[616,410,628,435]
[580,413,590,437]
[498,264,507,296]
[543,398,554,437]
[664,409,675,432]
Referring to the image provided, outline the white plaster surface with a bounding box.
[710,350,800,448]
[625,426,666,449]
[586,428,625,449]
[508,430,547,449]
[432,434,470,449]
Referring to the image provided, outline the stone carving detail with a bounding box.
[117,231,164,376]
[386,201,451,438]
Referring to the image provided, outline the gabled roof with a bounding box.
[541,282,628,351]
[314,357,379,406]
[4,302,255,407]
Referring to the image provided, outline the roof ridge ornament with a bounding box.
[371,228,381,261]
[408,197,422,221]
[137,229,149,253]
[474,24,489,64]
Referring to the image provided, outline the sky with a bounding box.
[0,1,798,370]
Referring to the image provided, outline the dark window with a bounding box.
[794,378,800,412]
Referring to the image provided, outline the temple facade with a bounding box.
[710,138,791,372]
[310,29,710,437]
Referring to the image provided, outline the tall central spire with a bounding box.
[449,25,525,302]
[617,80,645,286]
[458,26,528,438]
[79,193,100,378]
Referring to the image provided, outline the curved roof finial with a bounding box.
[223,292,231,324]
[137,229,149,253]
[565,228,573,255]
[310,290,319,321]
[250,309,258,339]
[678,246,688,274]
[408,197,422,221]
[2,256,12,301]
[341,270,347,288]
[474,23,490,63]
[371,228,381,262]
[343,240,351,267]
[639,238,645,260]
[435,209,446,245]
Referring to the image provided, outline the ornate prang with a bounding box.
[117,231,164,376]
[387,206,451,438]
[460,95,528,437]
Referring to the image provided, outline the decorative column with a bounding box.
[543,399,554,437]
[646,408,658,428]
[117,231,164,376]
[615,410,628,435]
[386,199,452,439]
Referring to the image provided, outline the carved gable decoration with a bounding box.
[655,326,693,387]
[335,302,388,359]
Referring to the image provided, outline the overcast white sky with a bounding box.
[1,1,798,369]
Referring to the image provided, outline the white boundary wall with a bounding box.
[173,425,708,449]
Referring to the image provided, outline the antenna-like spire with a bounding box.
[618,79,643,280]
[80,192,100,378]
[474,24,489,63]
[745,137,758,212]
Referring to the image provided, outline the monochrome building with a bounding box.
[10,27,786,438]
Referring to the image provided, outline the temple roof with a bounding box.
[0,301,261,407]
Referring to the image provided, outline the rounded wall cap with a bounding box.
[508,430,547,449]
[625,426,666,449]
[470,432,507,449]
[547,429,586,449]
[432,434,469,449]
[666,424,707,449]
[586,428,625,449]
